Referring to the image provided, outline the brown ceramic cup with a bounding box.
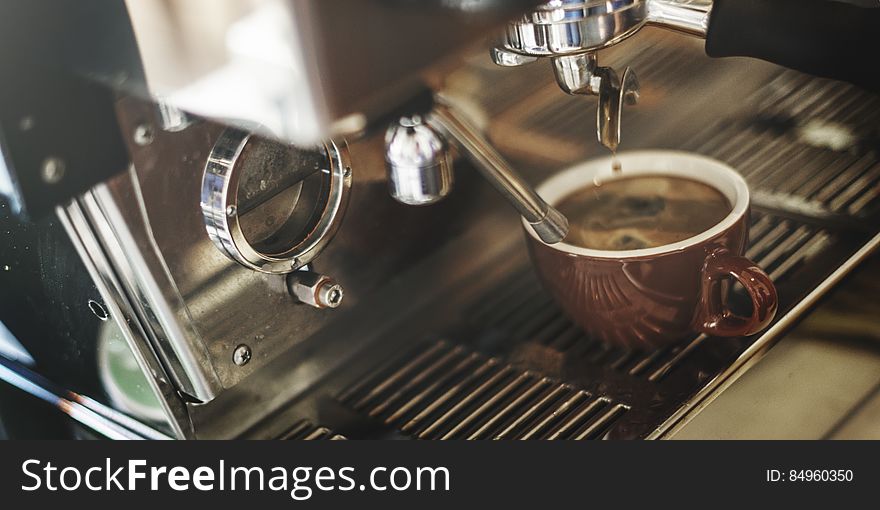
[523,150,778,349]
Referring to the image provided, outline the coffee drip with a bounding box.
[611,155,622,175]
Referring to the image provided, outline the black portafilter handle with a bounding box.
[705,0,880,92]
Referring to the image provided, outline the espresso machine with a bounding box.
[1,0,879,440]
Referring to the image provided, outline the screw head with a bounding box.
[40,157,66,184]
[328,285,343,306]
[317,282,344,308]
[133,124,155,146]
[232,344,252,366]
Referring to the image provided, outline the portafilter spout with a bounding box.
[497,50,641,153]
[491,0,709,150]
[550,53,641,153]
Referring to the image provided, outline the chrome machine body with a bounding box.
[2,0,880,440]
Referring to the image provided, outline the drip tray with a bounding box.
[338,339,631,440]
[320,209,875,440]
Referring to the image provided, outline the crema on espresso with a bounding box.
[556,175,732,251]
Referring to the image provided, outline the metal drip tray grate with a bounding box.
[278,420,346,440]
[685,71,880,217]
[331,206,864,439]
[338,340,629,440]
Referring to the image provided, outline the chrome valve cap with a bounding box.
[385,115,454,206]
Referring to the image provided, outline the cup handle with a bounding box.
[697,248,778,337]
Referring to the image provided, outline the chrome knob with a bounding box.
[385,115,454,206]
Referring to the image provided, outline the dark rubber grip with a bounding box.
[706,0,880,91]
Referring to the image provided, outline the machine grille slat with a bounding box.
[279,420,346,440]
[691,73,880,216]
[338,340,629,440]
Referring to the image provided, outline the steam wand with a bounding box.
[384,96,569,244]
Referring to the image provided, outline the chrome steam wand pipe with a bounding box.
[428,101,568,244]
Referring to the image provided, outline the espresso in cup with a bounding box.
[523,151,778,349]
[556,176,732,251]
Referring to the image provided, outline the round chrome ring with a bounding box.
[200,128,352,274]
